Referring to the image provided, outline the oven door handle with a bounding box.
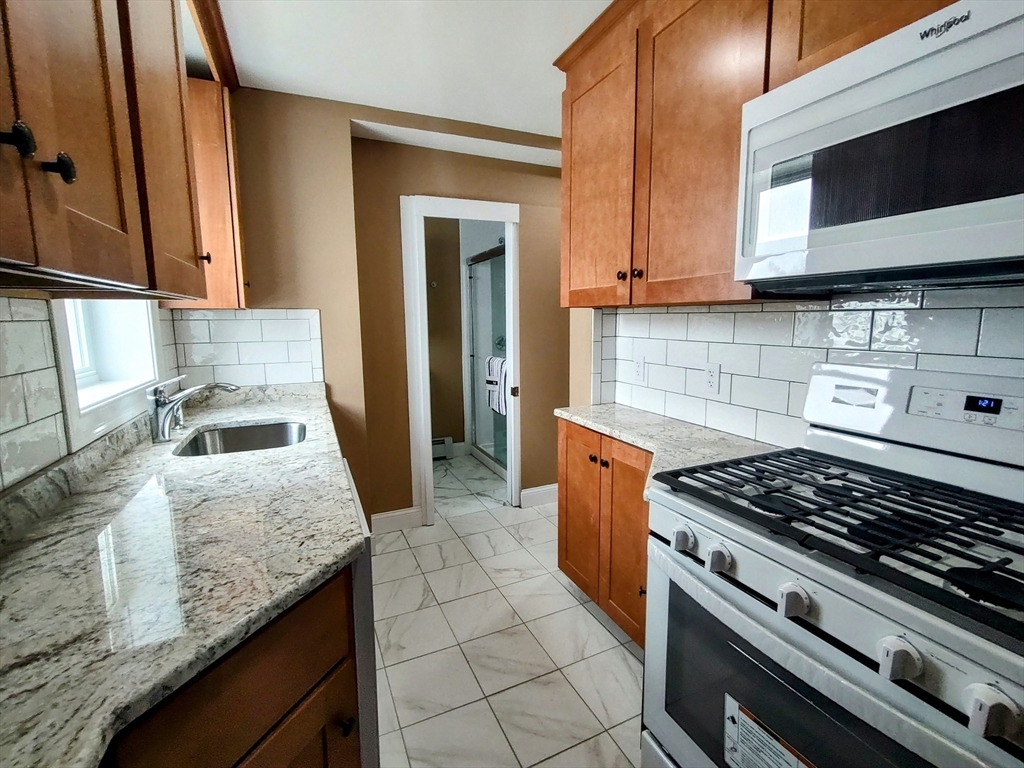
[646,540,1017,768]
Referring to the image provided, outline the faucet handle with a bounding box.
[149,375,187,402]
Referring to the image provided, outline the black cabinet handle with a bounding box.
[639,586,647,597]
[335,717,356,737]
[600,458,610,468]
[616,270,627,281]
[0,121,36,157]
[588,454,598,463]
[632,268,644,279]
[40,152,76,184]
[199,252,212,263]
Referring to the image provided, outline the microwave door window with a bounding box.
[754,155,812,259]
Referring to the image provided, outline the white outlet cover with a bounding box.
[704,363,721,394]
[632,356,646,384]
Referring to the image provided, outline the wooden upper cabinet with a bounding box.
[598,435,650,646]
[631,0,768,306]
[0,14,33,267]
[558,419,603,600]
[121,0,207,299]
[2,0,148,286]
[560,8,639,307]
[768,0,956,89]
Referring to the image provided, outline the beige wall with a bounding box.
[569,308,596,406]
[351,138,564,514]
[424,217,465,444]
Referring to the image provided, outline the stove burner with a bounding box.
[946,562,1024,612]
[847,510,975,557]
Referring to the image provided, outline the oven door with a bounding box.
[642,537,1019,768]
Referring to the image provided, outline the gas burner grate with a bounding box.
[654,448,1024,641]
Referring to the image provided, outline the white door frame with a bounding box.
[400,196,521,527]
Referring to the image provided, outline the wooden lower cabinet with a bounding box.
[558,419,651,646]
[108,567,360,768]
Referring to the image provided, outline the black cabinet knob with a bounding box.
[199,252,212,263]
[600,458,610,468]
[616,270,627,281]
[632,268,644,279]
[336,717,356,737]
[0,121,36,157]
[588,454,598,463]
[40,152,76,184]
[639,586,647,597]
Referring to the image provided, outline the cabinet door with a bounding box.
[0,11,33,266]
[163,79,242,309]
[3,0,148,286]
[631,0,767,306]
[768,0,955,89]
[599,436,651,646]
[237,660,360,768]
[121,0,207,298]
[561,10,638,308]
[558,420,603,600]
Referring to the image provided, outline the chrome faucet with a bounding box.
[150,378,240,442]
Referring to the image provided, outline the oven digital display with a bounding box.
[964,396,1002,414]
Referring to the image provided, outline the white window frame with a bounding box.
[52,300,172,452]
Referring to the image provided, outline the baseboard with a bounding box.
[452,441,470,457]
[520,484,557,508]
[370,506,423,533]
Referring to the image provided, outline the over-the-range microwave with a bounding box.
[735,0,1024,294]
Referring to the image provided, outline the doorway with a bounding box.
[401,197,520,527]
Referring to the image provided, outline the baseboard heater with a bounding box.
[432,437,454,460]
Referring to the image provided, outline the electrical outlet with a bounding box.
[632,356,646,384]
[704,363,721,394]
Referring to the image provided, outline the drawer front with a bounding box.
[115,568,352,768]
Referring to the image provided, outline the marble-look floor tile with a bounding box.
[461,624,556,695]
[584,600,631,645]
[374,575,436,619]
[378,668,400,734]
[424,561,495,603]
[490,505,542,527]
[439,589,520,643]
[562,646,643,727]
[403,520,458,548]
[375,605,457,665]
[373,549,422,585]
[500,574,578,622]
[608,715,642,768]
[475,492,507,509]
[535,733,632,768]
[462,528,522,560]
[402,700,518,768]
[507,518,558,548]
[435,495,488,518]
[526,539,559,571]
[447,510,502,537]
[488,671,602,767]
[433,462,469,490]
[375,633,384,669]
[410,538,474,573]
[463,474,505,494]
[477,549,548,588]
[380,731,410,768]
[536,501,558,519]
[552,569,593,604]
[434,482,474,499]
[387,647,483,727]
[527,605,620,667]
[450,459,500,484]
[373,531,409,555]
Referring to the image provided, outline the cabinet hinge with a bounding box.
[510,386,520,397]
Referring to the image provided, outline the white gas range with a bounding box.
[641,363,1024,768]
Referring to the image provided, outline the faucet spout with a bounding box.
[150,381,240,443]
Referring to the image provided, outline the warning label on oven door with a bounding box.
[724,695,815,768]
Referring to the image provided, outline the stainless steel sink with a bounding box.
[173,421,306,457]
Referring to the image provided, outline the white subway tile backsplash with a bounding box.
[667,305,709,313]
[313,367,325,383]
[649,314,687,340]
[9,299,49,321]
[631,386,666,415]
[213,364,266,386]
[173,319,210,343]
[182,343,240,367]
[871,309,980,355]
[251,309,289,319]
[712,303,761,312]
[633,338,667,366]
[647,365,687,395]
[591,342,602,374]
[666,340,708,369]
[788,383,808,418]
[287,309,318,319]
[266,362,313,385]
[826,350,916,368]
[917,354,1024,378]
[761,300,830,312]
[922,286,1024,309]
[665,393,706,426]
[758,347,826,383]
[261,318,311,342]
[210,319,262,343]
[687,313,734,342]
[603,359,618,383]
[977,308,1023,359]
[685,369,732,403]
[181,366,215,386]
[0,298,10,322]
[618,313,650,338]
[734,312,794,345]
[705,401,756,439]
[22,368,61,422]
[0,321,51,376]
[602,313,616,337]
[238,341,289,364]
[793,311,870,349]
[614,337,634,361]
[311,342,323,369]
[614,383,632,406]
[731,375,789,414]
[755,411,806,448]
[0,376,27,433]
[0,415,64,486]
[831,291,922,309]
[707,343,759,376]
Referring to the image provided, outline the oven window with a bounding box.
[664,582,936,768]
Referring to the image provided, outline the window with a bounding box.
[54,300,170,451]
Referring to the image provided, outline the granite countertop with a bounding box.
[555,404,776,496]
[0,387,366,768]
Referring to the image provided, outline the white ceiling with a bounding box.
[218,0,611,138]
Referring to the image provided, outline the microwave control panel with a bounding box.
[908,387,1024,432]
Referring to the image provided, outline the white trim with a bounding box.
[520,484,557,508]
[459,256,473,466]
[369,506,424,534]
[400,195,521,528]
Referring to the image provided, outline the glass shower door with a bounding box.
[469,253,507,469]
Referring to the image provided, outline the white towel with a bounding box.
[485,356,507,416]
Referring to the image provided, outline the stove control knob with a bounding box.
[705,543,733,574]
[875,637,923,681]
[777,582,811,618]
[962,684,1023,739]
[671,524,695,552]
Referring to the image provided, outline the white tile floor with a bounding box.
[372,456,643,768]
